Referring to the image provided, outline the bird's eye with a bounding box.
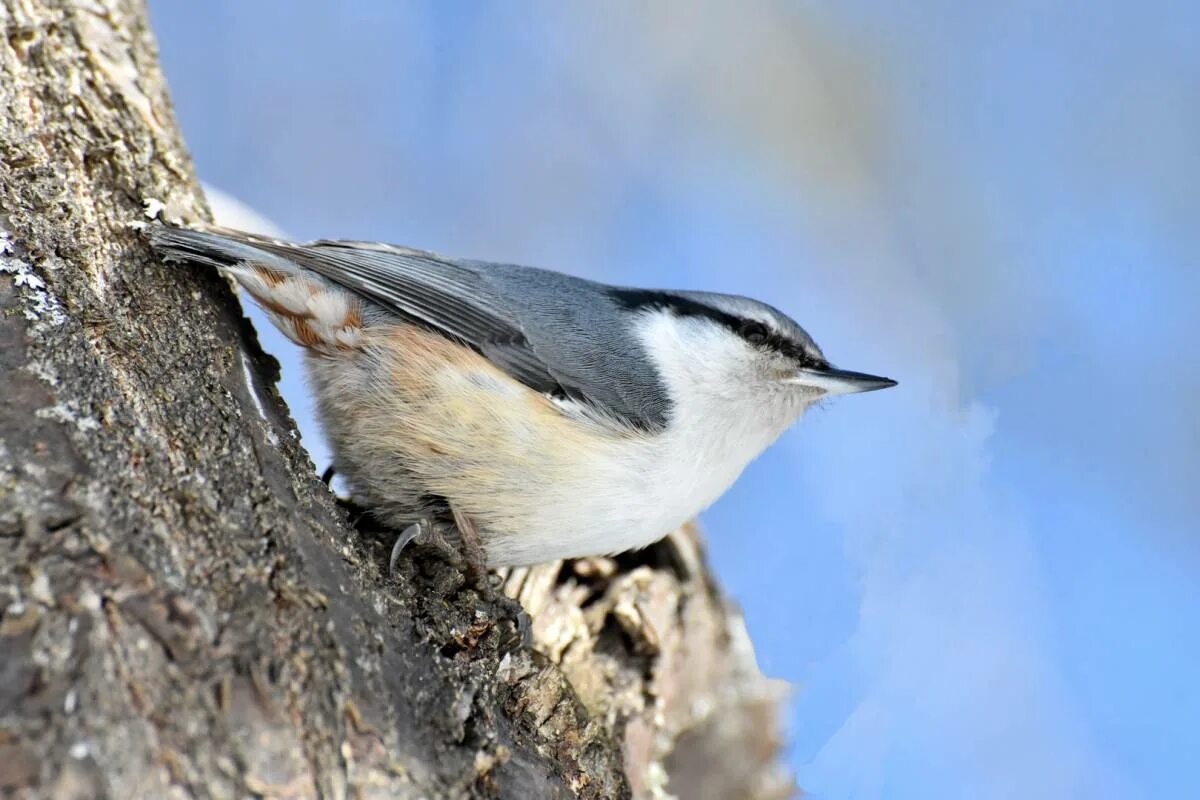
[740,321,769,345]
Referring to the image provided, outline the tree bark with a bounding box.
[0,2,793,798]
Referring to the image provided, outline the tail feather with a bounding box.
[148,224,364,354]
[147,224,297,272]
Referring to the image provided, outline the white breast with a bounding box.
[493,415,779,566]
[490,310,808,565]
[619,321,804,538]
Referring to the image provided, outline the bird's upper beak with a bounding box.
[784,365,897,396]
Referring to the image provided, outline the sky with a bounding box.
[149,2,1199,797]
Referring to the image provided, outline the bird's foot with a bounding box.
[384,509,532,649]
[389,517,462,576]
[449,506,532,650]
[492,592,533,651]
[449,506,491,594]
[334,495,372,523]
[320,464,338,486]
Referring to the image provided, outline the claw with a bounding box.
[320,464,337,485]
[495,594,534,650]
[389,517,463,576]
[389,520,428,576]
[388,514,532,650]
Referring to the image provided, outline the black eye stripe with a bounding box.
[737,321,823,365]
[750,332,824,368]
[739,320,770,344]
[608,288,819,365]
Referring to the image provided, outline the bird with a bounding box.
[148,223,895,580]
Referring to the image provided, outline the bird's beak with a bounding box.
[784,365,897,396]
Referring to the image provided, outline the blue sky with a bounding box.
[150,2,1198,796]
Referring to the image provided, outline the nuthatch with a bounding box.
[149,224,895,578]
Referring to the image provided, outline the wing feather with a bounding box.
[164,227,669,431]
[233,238,587,398]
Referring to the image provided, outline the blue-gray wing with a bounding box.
[229,234,669,432]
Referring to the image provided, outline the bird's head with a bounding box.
[615,289,895,429]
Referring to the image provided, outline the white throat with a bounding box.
[628,311,809,532]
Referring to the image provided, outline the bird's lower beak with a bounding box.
[785,365,898,396]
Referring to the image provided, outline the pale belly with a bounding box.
[309,324,793,567]
[476,441,742,567]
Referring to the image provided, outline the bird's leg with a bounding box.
[391,507,489,590]
[323,466,382,532]
[389,517,460,576]
[320,464,337,485]
[449,505,491,593]
[321,464,365,517]
[449,505,532,648]
[383,507,530,648]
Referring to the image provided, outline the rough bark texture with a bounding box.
[0,1,794,798]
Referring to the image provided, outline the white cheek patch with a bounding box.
[634,311,752,397]
[623,308,812,537]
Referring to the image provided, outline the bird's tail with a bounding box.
[147,224,364,354]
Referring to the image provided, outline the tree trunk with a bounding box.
[0,2,793,798]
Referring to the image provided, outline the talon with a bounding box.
[389,520,428,576]
[495,594,533,650]
[390,517,463,575]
